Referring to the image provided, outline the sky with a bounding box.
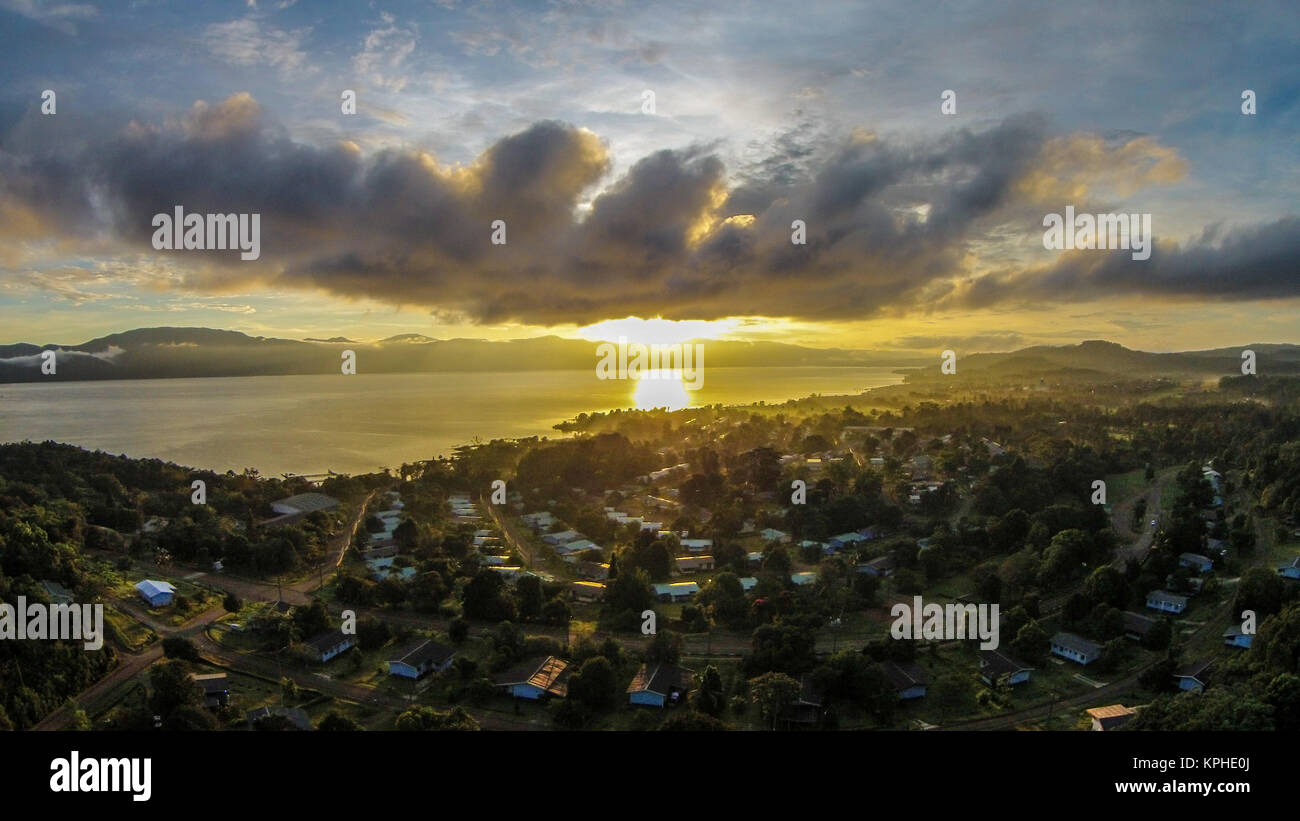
[0,0,1297,353]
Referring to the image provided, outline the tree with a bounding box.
[645,630,683,665]
[659,711,727,731]
[1011,619,1049,665]
[749,672,800,730]
[162,637,200,661]
[567,657,618,710]
[448,617,470,644]
[697,666,725,717]
[395,706,480,730]
[223,592,242,613]
[318,711,363,731]
[930,672,975,722]
[515,575,545,621]
[281,677,299,704]
[148,659,203,720]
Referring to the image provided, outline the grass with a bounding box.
[104,605,156,651]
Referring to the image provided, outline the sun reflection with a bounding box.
[632,370,693,411]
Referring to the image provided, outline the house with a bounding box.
[652,582,700,602]
[40,580,74,605]
[305,629,354,663]
[543,530,582,546]
[1206,538,1228,556]
[790,571,817,586]
[575,560,610,581]
[760,528,791,544]
[521,511,557,530]
[1050,632,1101,665]
[246,706,312,731]
[387,639,456,680]
[787,676,824,725]
[1222,624,1253,649]
[190,673,229,709]
[494,656,571,700]
[1121,611,1157,643]
[1277,557,1300,580]
[828,532,869,551]
[1146,589,1188,615]
[675,555,715,573]
[738,577,758,592]
[883,660,928,699]
[1178,552,1213,573]
[1173,660,1213,693]
[979,650,1033,686]
[270,492,339,517]
[680,538,713,553]
[626,662,694,708]
[858,555,896,577]
[554,539,597,557]
[1086,704,1137,732]
[746,551,765,565]
[135,579,176,608]
[570,581,607,603]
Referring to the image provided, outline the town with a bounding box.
[1,364,1297,732]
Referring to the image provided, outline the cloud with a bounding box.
[1,94,1296,327]
[203,17,312,74]
[0,0,96,35]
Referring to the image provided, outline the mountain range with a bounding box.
[0,327,933,383]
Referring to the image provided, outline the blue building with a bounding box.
[883,660,928,699]
[1178,553,1213,573]
[1222,625,1253,649]
[1050,632,1102,665]
[626,662,694,708]
[979,649,1034,686]
[1278,557,1300,580]
[388,639,456,679]
[135,579,176,608]
[1146,589,1188,615]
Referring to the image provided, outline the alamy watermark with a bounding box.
[595,336,705,390]
[0,597,104,650]
[890,595,1000,650]
[151,206,261,260]
[1043,205,1151,261]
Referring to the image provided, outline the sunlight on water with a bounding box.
[632,370,693,411]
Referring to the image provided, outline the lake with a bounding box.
[0,367,904,476]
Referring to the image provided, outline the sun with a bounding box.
[577,316,738,345]
[632,370,693,411]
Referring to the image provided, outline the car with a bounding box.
[1150,519,1158,528]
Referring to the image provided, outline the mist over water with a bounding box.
[0,367,903,476]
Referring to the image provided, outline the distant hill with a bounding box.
[902,339,1300,383]
[0,326,932,383]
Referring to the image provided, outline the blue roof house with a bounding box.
[135,579,176,607]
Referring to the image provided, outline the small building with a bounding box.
[787,676,824,725]
[388,639,456,680]
[1146,589,1188,615]
[1173,660,1213,693]
[1178,553,1213,573]
[1277,557,1300,580]
[555,538,597,557]
[858,555,896,578]
[543,530,582,546]
[40,580,74,605]
[790,571,817,586]
[1050,632,1101,665]
[680,538,713,553]
[1222,624,1253,649]
[494,656,571,700]
[979,650,1033,686]
[270,492,339,517]
[135,579,176,608]
[575,561,610,581]
[1086,704,1137,732]
[828,532,869,551]
[883,660,928,699]
[569,581,607,603]
[305,629,354,663]
[675,555,715,573]
[652,582,700,602]
[626,662,694,708]
[190,673,229,710]
[738,577,758,592]
[1121,611,1157,643]
[760,528,791,544]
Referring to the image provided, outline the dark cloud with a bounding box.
[2,95,1297,325]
